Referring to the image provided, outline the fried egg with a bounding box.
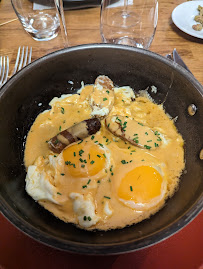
[62,140,111,180]
[117,165,167,210]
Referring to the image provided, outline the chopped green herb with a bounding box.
[54,139,59,145]
[133,138,139,143]
[87,179,91,185]
[59,126,61,131]
[111,172,114,176]
[157,137,162,141]
[141,159,145,161]
[94,141,98,144]
[84,159,87,163]
[91,135,95,140]
[145,132,148,135]
[122,121,127,132]
[131,150,136,152]
[105,169,107,173]
[106,138,109,143]
[63,120,66,124]
[79,158,84,163]
[126,116,129,118]
[128,146,131,149]
[110,166,113,172]
[106,90,110,94]
[88,216,92,221]
[154,131,159,135]
[61,107,65,114]
[97,180,101,183]
[61,173,65,176]
[97,155,101,158]
[82,185,87,189]
[144,145,151,149]
[104,196,111,199]
[88,153,90,159]
[147,140,152,142]
[122,99,125,102]
[57,192,62,195]
[103,97,108,101]
[121,160,127,164]
[108,178,111,182]
[78,140,83,144]
[129,160,133,163]
[65,161,76,168]
[77,111,80,113]
[107,123,110,128]
[54,155,57,157]
[130,186,133,192]
[103,154,106,158]
[45,140,48,143]
[83,216,87,221]
[73,152,76,157]
[81,164,85,168]
[99,143,104,148]
[90,160,95,165]
[138,122,144,126]
[79,149,84,156]
[154,143,159,147]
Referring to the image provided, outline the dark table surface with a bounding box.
[0,210,202,269]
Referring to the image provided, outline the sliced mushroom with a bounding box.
[105,115,162,150]
[48,118,101,153]
[90,75,114,118]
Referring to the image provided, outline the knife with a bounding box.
[172,48,192,74]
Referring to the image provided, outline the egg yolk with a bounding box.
[63,142,106,178]
[118,166,163,204]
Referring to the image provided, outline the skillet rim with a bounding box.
[0,43,202,255]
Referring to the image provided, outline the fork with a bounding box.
[0,56,9,88]
[12,46,32,75]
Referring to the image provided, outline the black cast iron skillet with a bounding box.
[0,44,202,255]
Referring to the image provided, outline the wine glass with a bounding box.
[100,0,158,49]
[54,0,68,47]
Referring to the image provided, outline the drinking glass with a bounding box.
[11,0,61,41]
[100,0,158,49]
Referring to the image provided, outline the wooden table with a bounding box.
[0,1,203,269]
[0,0,203,84]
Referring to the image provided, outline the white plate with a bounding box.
[172,1,203,39]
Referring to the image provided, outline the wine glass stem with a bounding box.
[123,0,129,15]
[54,0,69,47]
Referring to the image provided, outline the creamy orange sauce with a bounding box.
[24,84,185,231]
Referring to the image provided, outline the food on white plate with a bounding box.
[192,5,203,31]
[24,76,185,231]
